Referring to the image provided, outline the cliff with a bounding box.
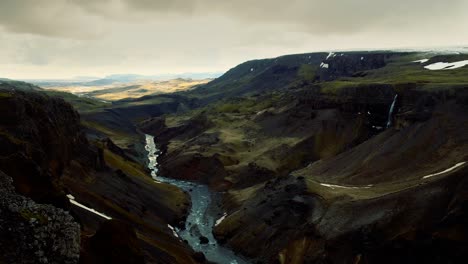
[0,82,200,263]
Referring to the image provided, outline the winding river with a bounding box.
[144,134,249,264]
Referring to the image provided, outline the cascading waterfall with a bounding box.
[144,134,249,264]
[386,94,398,128]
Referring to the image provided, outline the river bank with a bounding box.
[144,134,249,264]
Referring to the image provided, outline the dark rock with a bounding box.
[199,236,210,244]
[0,85,89,208]
[192,252,207,262]
[0,170,80,264]
[138,117,167,137]
[80,220,144,264]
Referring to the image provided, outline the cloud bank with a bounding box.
[1,0,467,79]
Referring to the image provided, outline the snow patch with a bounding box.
[320,62,329,69]
[67,194,112,220]
[361,57,364,61]
[167,224,180,238]
[422,162,466,179]
[326,52,336,60]
[424,60,468,70]
[250,68,254,72]
[320,183,373,190]
[215,212,228,226]
[413,59,429,64]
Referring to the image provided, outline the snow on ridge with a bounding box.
[424,60,468,70]
[326,52,336,60]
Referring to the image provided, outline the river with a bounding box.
[144,134,249,264]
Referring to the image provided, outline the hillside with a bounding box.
[39,78,212,101]
[141,50,468,263]
[5,49,468,263]
[0,82,202,264]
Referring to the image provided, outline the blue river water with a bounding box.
[144,134,249,264]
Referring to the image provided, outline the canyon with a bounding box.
[1,50,468,263]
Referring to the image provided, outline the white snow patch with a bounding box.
[250,68,254,72]
[320,62,329,69]
[326,52,335,60]
[424,60,468,70]
[320,183,373,190]
[422,162,466,179]
[167,224,180,238]
[215,212,228,226]
[413,59,429,64]
[67,195,112,220]
[361,57,364,61]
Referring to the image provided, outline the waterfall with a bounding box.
[386,94,398,128]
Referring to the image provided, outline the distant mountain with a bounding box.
[25,72,223,88]
[104,72,222,81]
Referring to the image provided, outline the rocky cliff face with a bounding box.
[0,170,81,264]
[211,88,468,263]
[0,83,200,264]
[148,52,468,262]
[0,84,89,208]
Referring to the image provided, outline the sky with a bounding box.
[1,0,468,79]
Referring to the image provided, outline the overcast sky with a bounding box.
[1,0,468,79]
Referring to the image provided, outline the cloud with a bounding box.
[0,0,467,79]
[1,0,466,38]
[0,0,104,38]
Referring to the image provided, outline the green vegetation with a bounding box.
[319,53,468,94]
[19,209,48,225]
[43,90,111,112]
[297,64,317,81]
[103,149,148,178]
[0,91,12,98]
[0,80,38,91]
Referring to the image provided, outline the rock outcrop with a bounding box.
[0,170,81,264]
[0,84,88,208]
